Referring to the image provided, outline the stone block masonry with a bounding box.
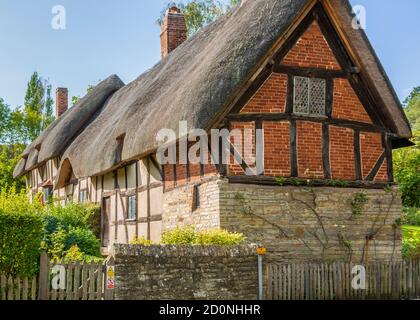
[112,244,258,300]
[219,181,403,263]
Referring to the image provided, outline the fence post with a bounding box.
[104,256,115,300]
[38,252,49,300]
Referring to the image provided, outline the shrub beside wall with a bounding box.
[0,191,44,277]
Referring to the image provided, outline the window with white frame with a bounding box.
[293,76,326,116]
[79,190,87,203]
[127,195,137,220]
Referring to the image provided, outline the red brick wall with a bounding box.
[297,122,323,179]
[330,126,355,180]
[282,21,341,70]
[360,132,387,181]
[163,141,218,190]
[333,79,372,124]
[263,121,291,177]
[229,122,255,176]
[241,73,288,113]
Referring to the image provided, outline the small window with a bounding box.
[43,186,53,204]
[79,190,87,203]
[192,185,200,211]
[293,76,326,116]
[127,195,137,220]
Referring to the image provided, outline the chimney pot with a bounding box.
[56,87,68,118]
[160,6,187,58]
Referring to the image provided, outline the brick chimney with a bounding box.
[160,6,187,58]
[56,87,68,118]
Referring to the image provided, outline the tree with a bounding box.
[404,86,420,131]
[0,144,26,191]
[8,72,56,144]
[71,84,96,107]
[0,98,11,143]
[158,0,240,37]
[394,87,420,208]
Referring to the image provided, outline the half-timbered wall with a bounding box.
[225,17,392,184]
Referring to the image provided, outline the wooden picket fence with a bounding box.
[266,260,420,300]
[0,253,114,300]
[0,274,37,300]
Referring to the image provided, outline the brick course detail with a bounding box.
[241,73,288,113]
[333,78,372,124]
[282,21,341,70]
[330,126,355,180]
[263,121,291,177]
[297,121,324,178]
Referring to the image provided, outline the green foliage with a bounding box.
[0,144,26,191]
[404,86,420,131]
[290,178,302,186]
[63,245,103,264]
[349,192,368,216]
[402,207,420,227]
[130,237,154,246]
[402,225,420,260]
[158,0,239,37]
[9,72,56,144]
[275,176,286,186]
[41,202,101,260]
[0,190,44,277]
[327,179,350,187]
[42,202,101,237]
[393,131,420,208]
[64,227,101,257]
[161,227,246,245]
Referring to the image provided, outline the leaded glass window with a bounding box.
[127,195,137,220]
[293,76,326,116]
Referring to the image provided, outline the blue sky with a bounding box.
[0,0,419,109]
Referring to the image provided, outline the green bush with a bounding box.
[393,131,420,208]
[42,202,100,236]
[161,227,246,246]
[402,226,420,260]
[48,226,100,260]
[0,190,44,277]
[402,207,420,226]
[130,236,153,246]
[65,227,100,257]
[41,202,101,257]
[63,245,103,264]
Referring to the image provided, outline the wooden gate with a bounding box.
[266,260,420,300]
[0,253,115,300]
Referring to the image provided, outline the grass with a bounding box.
[403,225,420,238]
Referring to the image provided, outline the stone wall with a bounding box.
[112,244,258,300]
[219,180,403,263]
[162,179,220,232]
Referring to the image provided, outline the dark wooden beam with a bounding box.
[228,175,394,190]
[314,4,390,132]
[384,134,394,182]
[290,119,298,177]
[354,130,362,181]
[365,152,386,181]
[226,113,383,133]
[285,74,294,114]
[274,65,347,78]
[325,78,334,118]
[322,124,331,180]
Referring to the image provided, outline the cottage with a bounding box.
[14,0,412,262]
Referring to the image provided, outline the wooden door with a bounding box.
[102,197,111,247]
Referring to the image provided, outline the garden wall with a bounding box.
[219,181,403,263]
[112,244,258,300]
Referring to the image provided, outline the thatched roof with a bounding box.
[13,75,124,178]
[14,0,412,185]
